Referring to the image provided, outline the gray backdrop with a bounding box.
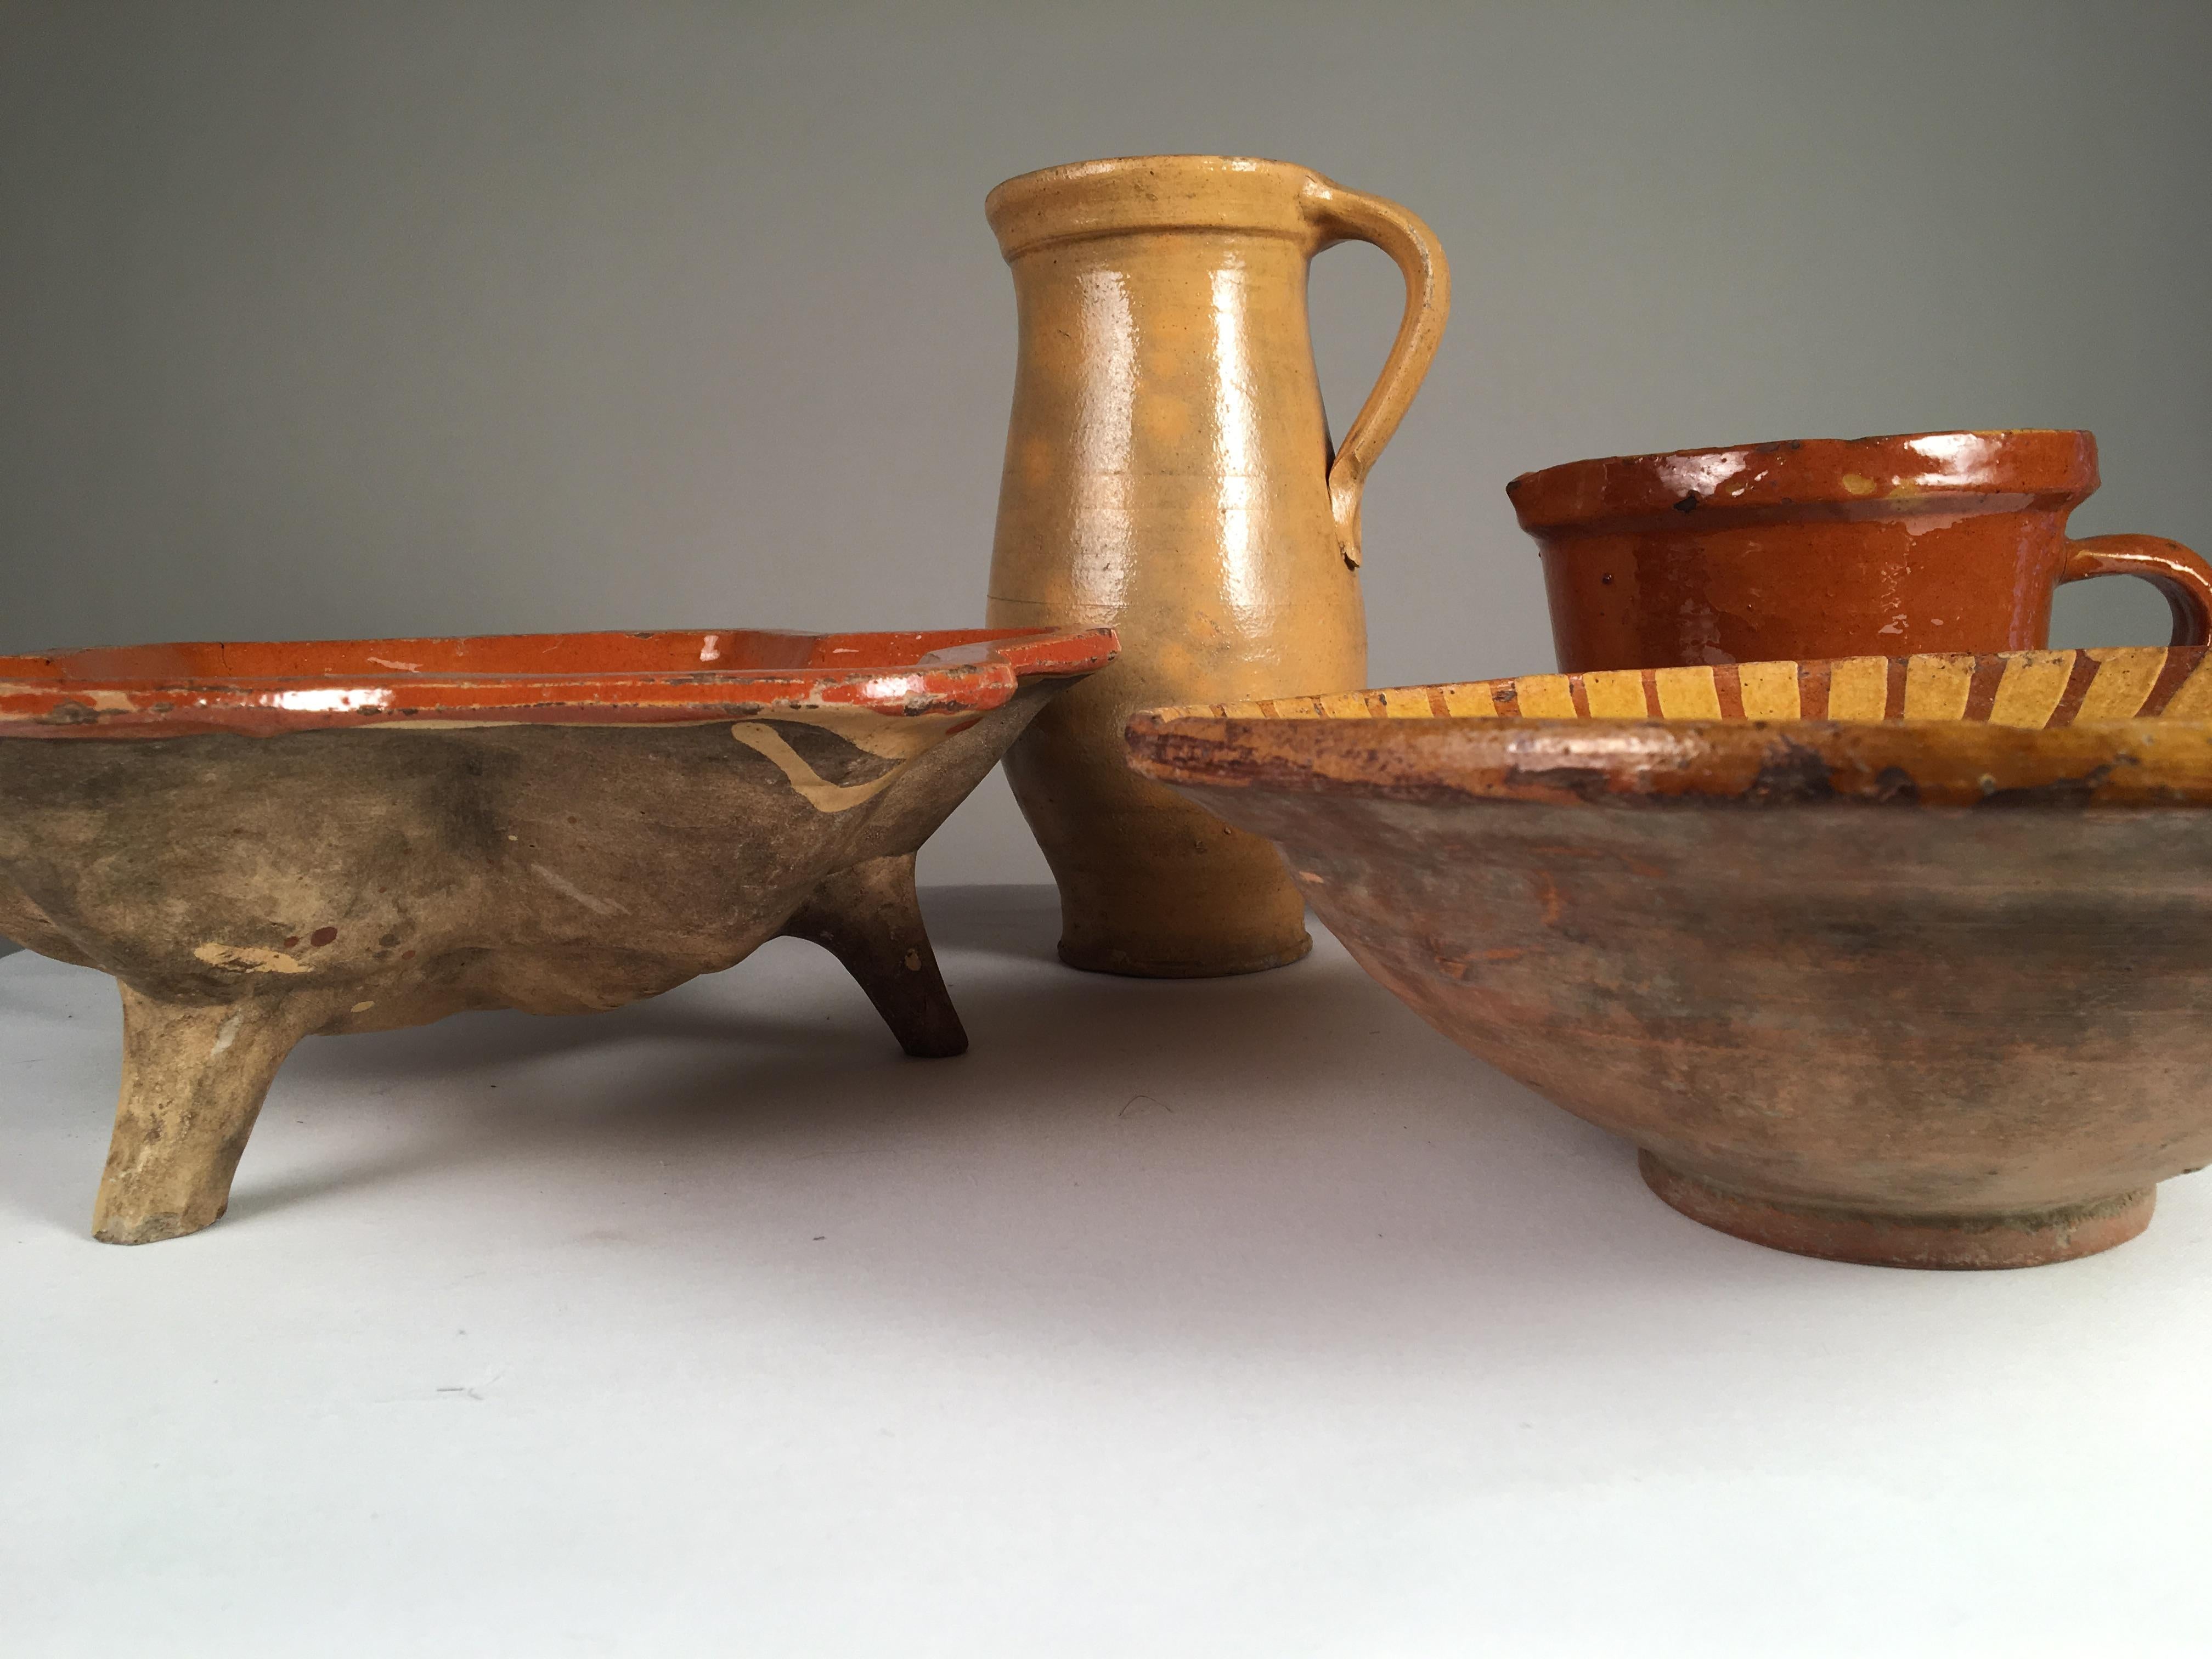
[5,0,2209,885]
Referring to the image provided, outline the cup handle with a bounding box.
[2062,535,2212,647]
[1302,182,1451,569]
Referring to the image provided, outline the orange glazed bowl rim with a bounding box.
[0,626,1118,740]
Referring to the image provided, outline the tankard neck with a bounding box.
[986,155,1331,261]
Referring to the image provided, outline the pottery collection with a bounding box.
[7,151,2209,1274]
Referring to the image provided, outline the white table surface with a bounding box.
[3,884,2209,1657]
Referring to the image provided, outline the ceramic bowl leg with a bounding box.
[1639,1152,2154,1270]
[780,854,967,1059]
[92,984,325,1245]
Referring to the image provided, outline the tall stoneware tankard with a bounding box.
[984,155,1448,976]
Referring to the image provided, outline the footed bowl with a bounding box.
[1,624,1113,1243]
[1129,647,2212,1269]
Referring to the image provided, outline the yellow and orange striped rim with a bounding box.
[1127,647,2212,808]
[1146,646,2211,731]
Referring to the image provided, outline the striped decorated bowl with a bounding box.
[1126,646,2212,1269]
[1172,642,2212,731]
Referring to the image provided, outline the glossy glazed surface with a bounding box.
[1506,429,2212,671]
[1128,646,2212,1268]
[0,625,1114,1244]
[0,627,1111,737]
[984,154,1448,976]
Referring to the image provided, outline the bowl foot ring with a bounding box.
[1638,1152,2154,1270]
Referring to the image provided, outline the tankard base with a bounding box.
[1056,930,1312,979]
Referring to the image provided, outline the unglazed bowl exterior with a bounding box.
[1129,646,2212,1269]
[1,625,1115,1243]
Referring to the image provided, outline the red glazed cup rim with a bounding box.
[1505,428,2101,532]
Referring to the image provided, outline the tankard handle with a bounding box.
[2062,535,2212,647]
[1302,183,1452,569]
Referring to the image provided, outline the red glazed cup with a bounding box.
[1506,428,2212,673]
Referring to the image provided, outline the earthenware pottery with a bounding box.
[985,154,1448,977]
[0,625,1114,1244]
[1508,428,2212,672]
[1128,645,2212,1269]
